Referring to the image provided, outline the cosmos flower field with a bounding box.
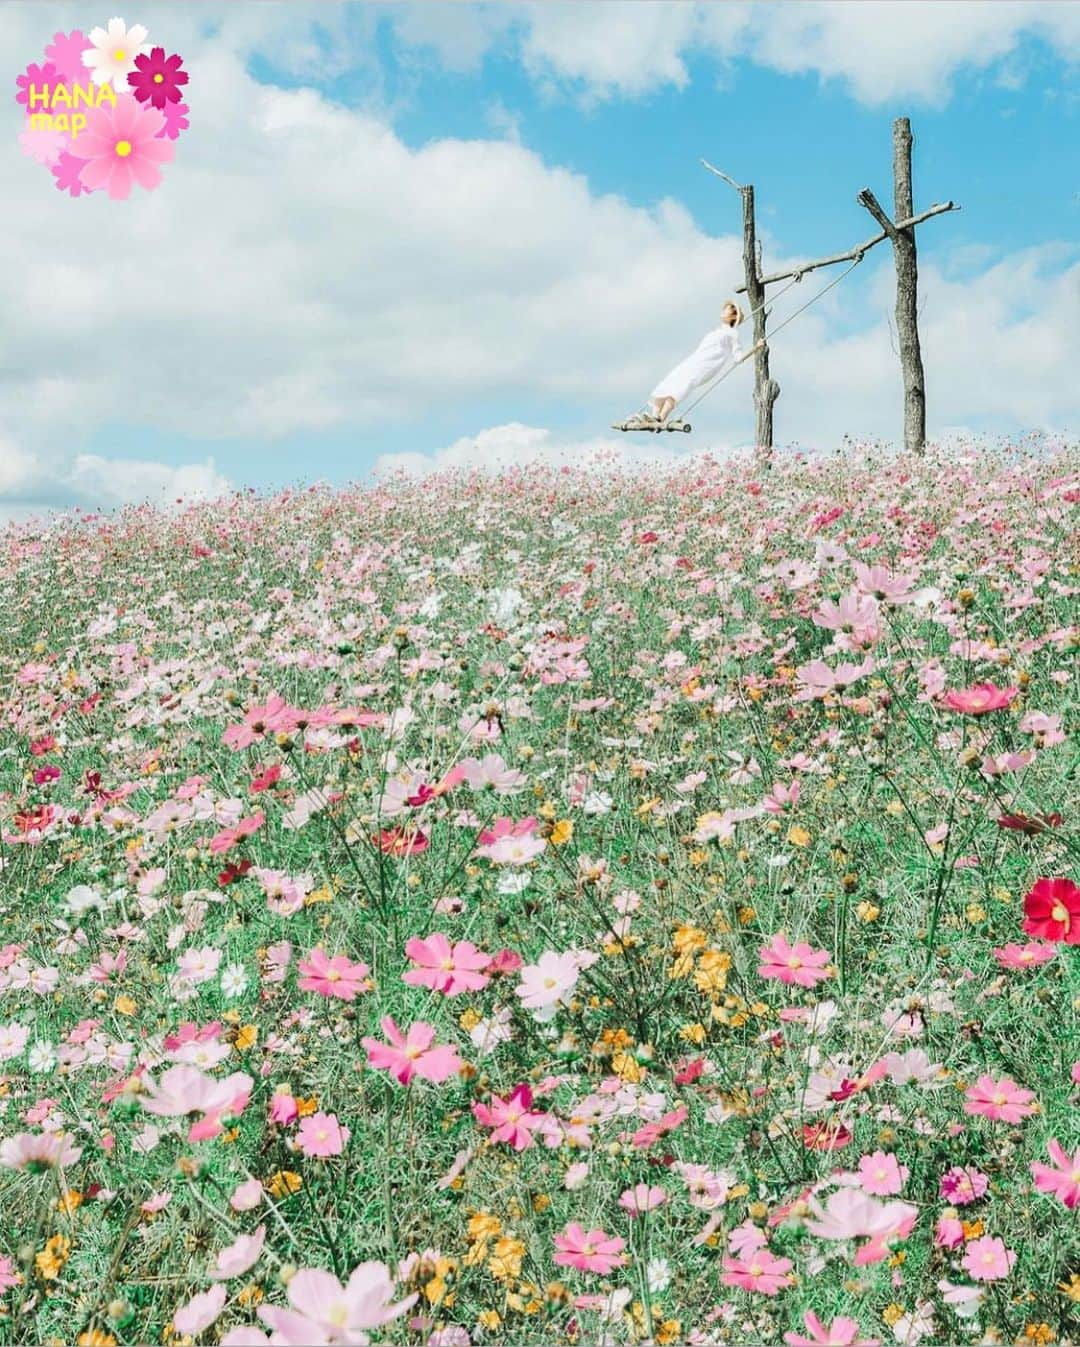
[0,443,1077,1347]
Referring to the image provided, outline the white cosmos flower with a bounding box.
[220,964,248,998]
[81,17,151,92]
[646,1258,671,1293]
[28,1040,57,1074]
[66,885,104,915]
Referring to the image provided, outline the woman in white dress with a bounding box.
[628,300,762,427]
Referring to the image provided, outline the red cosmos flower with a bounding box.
[485,948,523,976]
[1022,877,1080,945]
[127,47,189,110]
[249,764,282,794]
[631,1104,688,1150]
[405,782,437,808]
[673,1057,706,1086]
[997,812,1063,836]
[376,827,429,857]
[637,531,660,544]
[803,1120,853,1151]
[940,682,1019,715]
[29,736,57,757]
[217,858,253,888]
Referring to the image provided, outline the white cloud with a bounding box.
[386,1,1080,107]
[370,421,730,480]
[0,436,230,524]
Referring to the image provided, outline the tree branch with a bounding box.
[734,201,958,292]
[700,158,744,193]
[856,187,897,238]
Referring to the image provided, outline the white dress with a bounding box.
[651,323,742,406]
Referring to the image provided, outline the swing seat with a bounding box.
[612,416,692,434]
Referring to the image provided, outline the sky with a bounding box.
[0,1,1078,521]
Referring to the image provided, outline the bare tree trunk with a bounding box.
[892,118,926,454]
[740,184,778,464]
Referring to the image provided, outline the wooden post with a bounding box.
[740,184,779,463]
[857,117,929,454]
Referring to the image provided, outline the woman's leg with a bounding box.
[654,396,677,422]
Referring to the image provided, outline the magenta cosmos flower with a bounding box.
[471,1083,545,1151]
[257,1262,415,1344]
[362,1016,463,1086]
[402,932,490,996]
[940,682,1019,715]
[128,47,188,109]
[758,932,832,988]
[15,61,60,116]
[553,1223,627,1274]
[76,95,173,200]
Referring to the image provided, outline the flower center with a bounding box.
[114,140,133,158]
[1051,903,1069,924]
[440,958,454,971]
[153,72,165,83]
[113,48,127,61]
[992,1092,1008,1107]
[788,956,803,969]
[326,968,340,981]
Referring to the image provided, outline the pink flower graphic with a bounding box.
[44,31,92,84]
[15,61,59,116]
[76,95,173,200]
[19,121,67,165]
[157,100,190,140]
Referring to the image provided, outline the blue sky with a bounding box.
[1,2,1078,517]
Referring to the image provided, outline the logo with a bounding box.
[15,17,189,200]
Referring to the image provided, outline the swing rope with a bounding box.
[676,250,867,422]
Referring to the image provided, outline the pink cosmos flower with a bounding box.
[139,1065,253,1141]
[784,1311,881,1347]
[209,811,266,856]
[209,1226,266,1280]
[758,932,832,988]
[857,1150,908,1196]
[402,933,490,996]
[553,1223,628,1274]
[223,692,298,750]
[852,562,917,602]
[631,1104,688,1150]
[297,1112,350,1159]
[269,1089,299,1126]
[720,1248,795,1295]
[992,941,1057,970]
[471,1084,545,1151]
[0,1255,20,1291]
[173,1284,228,1337]
[76,95,174,200]
[935,1215,965,1250]
[1030,1139,1080,1209]
[793,657,876,701]
[963,1074,1038,1123]
[0,1130,82,1171]
[230,1178,264,1212]
[257,1262,416,1343]
[362,1017,463,1086]
[803,1188,918,1263]
[618,1183,667,1215]
[938,1166,988,1205]
[297,948,370,1001]
[940,683,1018,715]
[961,1235,1016,1281]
